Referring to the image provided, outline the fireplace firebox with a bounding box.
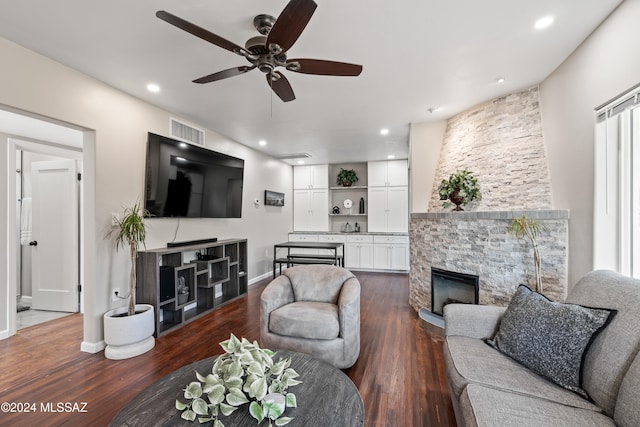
[431,267,479,316]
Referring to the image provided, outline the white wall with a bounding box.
[0,37,292,347]
[408,121,446,213]
[540,0,640,285]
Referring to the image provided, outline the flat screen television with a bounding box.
[144,132,244,218]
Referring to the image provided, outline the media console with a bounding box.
[136,238,247,336]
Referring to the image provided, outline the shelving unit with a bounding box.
[329,163,368,232]
[136,238,248,336]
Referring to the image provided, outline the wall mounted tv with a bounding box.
[144,132,244,218]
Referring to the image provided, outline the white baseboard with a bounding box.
[81,340,105,354]
[0,328,9,340]
[249,271,273,286]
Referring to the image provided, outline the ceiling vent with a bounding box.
[274,153,312,160]
[170,118,204,146]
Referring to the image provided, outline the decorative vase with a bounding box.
[104,304,155,360]
[449,188,464,211]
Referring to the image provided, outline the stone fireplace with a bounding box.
[431,268,479,316]
[410,86,569,315]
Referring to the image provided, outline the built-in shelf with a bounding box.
[329,213,367,217]
[330,185,368,190]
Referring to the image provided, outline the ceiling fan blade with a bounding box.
[287,59,363,76]
[156,10,245,55]
[193,66,256,84]
[267,72,296,102]
[266,0,317,53]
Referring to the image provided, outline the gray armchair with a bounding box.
[260,265,360,369]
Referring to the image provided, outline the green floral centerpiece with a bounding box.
[176,334,301,427]
[437,169,482,211]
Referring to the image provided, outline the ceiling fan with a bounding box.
[156,0,363,102]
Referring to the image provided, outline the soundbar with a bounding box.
[167,237,218,248]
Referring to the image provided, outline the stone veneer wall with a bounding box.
[411,87,569,313]
[409,210,569,312]
[428,86,552,211]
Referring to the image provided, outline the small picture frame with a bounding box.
[265,190,285,207]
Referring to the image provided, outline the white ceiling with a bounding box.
[0,0,622,165]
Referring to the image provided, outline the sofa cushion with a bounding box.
[486,285,615,399]
[614,349,640,427]
[565,270,640,417]
[460,383,615,427]
[269,301,339,340]
[444,335,601,412]
[283,265,354,303]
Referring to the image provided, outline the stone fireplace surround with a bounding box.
[409,210,569,313]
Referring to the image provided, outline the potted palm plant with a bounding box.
[103,201,155,360]
[511,215,547,293]
[438,169,482,211]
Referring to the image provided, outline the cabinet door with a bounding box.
[293,166,311,189]
[389,244,409,270]
[373,245,390,269]
[310,165,329,189]
[367,161,387,187]
[367,187,387,232]
[309,189,329,231]
[294,165,328,189]
[386,160,408,186]
[368,160,408,187]
[293,190,312,230]
[345,243,374,269]
[386,187,408,232]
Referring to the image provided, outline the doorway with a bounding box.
[16,149,81,329]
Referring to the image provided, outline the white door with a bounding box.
[31,160,78,312]
[367,187,387,232]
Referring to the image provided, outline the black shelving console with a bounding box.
[136,238,248,336]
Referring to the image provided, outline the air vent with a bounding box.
[170,118,204,146]
[274,153,312,160]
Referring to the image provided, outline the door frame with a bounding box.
[6,138,83,336]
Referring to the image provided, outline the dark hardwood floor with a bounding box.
[0,271,456,427]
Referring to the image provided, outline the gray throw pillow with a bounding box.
[486,285,615,399]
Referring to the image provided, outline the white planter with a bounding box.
[103,304,155,360]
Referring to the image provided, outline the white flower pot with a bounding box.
[103,304,155,360]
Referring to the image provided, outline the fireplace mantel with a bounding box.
[411,209,569,221]
[409,209,569,312]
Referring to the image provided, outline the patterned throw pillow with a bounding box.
[486,285,616,399]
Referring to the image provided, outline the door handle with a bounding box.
[29,240,38,246]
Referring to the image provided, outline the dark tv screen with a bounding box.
[144,132,244,218]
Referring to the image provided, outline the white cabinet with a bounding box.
[368,160,408,187]
[373,235,410,271]
[345,235,374,269]
[293,189,329,231]
[288,233,319,255]
[318,234,346,257]
[368,186,408,232]
[294,165,329,189]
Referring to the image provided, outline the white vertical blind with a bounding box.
[594,85,640,278]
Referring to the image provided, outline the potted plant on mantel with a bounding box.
[103,201,155,360]
[336,168,359,187]
[438,169,482,211]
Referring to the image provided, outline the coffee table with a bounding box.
[110,350,364,426]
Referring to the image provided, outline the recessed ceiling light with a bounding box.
[387,155,396,159]
[297,160,305,164]
[534,16,554,30]
[380,128,389,136]
[259,140,267,146]
[497,77,505,84]
[146,83,160,93]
